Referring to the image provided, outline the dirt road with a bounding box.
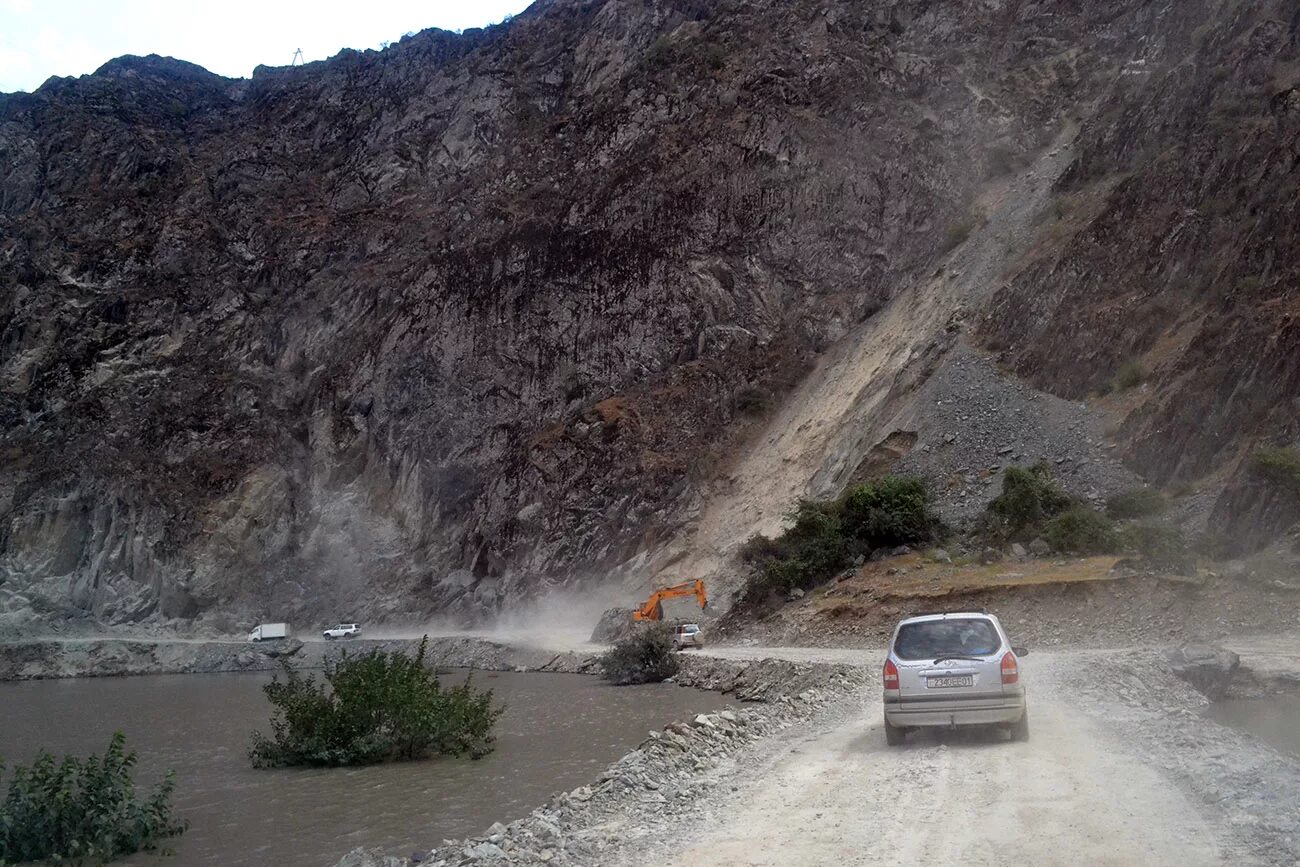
[643,647,1245,866]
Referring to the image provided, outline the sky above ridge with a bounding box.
[0,0,532,93]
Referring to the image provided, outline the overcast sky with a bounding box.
[0,0,533,93]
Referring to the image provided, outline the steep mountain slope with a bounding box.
[977,2,1300,550]
[1,0,1296,633]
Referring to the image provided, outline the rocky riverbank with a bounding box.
[12,631,1298,865]
[338,655,869,867]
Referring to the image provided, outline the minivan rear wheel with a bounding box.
[884,718,906,747]
[1010,709,1030,742]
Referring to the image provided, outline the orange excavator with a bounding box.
[632,579,708,621]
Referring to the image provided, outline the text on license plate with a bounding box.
[927,675,974,688]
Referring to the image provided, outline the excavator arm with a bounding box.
[632,579,708,621]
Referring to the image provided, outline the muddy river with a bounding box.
[1207,694,1300,759]
[0,670,719,865]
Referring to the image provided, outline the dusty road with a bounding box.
[635,646,1246,866]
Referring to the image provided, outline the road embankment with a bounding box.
[1,635,861,702]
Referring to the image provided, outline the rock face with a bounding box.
[975,1,1300,549]
[1,0,1297,631]
[588,607,636,644]
[1169,645,1241,700]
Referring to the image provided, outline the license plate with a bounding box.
[928,675,974,688]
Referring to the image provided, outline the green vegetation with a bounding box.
[645,34,675,67]
[984,462,1073,537]
[1250,446,1300,494]
[980,463,1130,556]
[0,732,186,864]
[645,31,727,73]
[1042,506,1120,555]
[1109,359,1146,392]
[249,637,503,768]
[702,42,727,71]
[1105,487,1168,519]
[980,464,1196,565]
[740,476,941,599]
[600,625,679,685]
[837,477,941,549]
[1120,522,1193,573]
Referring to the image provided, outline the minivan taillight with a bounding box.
[1000,651,1019,685]
[883,658,899,690]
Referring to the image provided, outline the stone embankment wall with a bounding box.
[0,636,586,681]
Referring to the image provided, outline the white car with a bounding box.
[671,623,704,650]
[322,623,361,640]
[882,611,1029,745]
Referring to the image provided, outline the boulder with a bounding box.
[1168,645,1240,700]
[1028,538,1051,557]
[467,842,506,860]
[1010,542,1028,559]
[258,637,304,658]
[336,848,409,867]
[589,607,637,643]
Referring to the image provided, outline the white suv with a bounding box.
[882,611,1028,745]
[322,623,361,640]
[671,623,704,650]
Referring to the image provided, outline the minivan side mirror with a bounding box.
[1012,646,1029,657]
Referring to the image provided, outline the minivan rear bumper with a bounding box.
[884,694,1025,728]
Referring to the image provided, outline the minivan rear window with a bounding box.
[894,618,1001,660]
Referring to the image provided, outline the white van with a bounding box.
[248,622,289,642]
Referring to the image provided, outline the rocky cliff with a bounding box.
[2,0,1297,633]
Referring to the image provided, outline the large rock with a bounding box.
[258,637,304,658]
[1168,645,1241,700]
[589,608,637,644]
[336,848,409,867]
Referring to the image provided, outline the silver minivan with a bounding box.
[882,611,1029,745]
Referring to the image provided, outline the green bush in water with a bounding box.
[0,732,186,864]
[600,624,680,685]
[249,636,503,768]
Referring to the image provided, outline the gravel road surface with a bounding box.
[666,650,1229,866]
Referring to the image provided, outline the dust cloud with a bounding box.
[363,584,635,650]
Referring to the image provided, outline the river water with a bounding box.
[0,670,718,865]
[1206,694,1300,759]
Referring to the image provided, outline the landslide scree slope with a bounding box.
[0,0,1292,628]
